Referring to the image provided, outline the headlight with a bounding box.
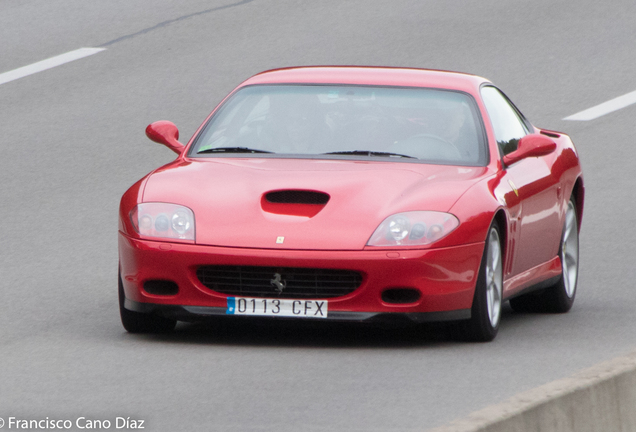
[367,211,459,247]
[130,203,195,242]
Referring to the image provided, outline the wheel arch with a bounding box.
[570,175,584,230]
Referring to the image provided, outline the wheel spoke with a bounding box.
[564,209,575,239]
[562,264,571,293]
[489,281,500,323]
[491,282,500,306]
[490,243,501,271]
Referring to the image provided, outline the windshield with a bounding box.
[190,85,487,165]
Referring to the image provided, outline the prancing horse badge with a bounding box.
[270,273,287,293]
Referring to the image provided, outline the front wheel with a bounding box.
[455,222,503,342]
[119,273,176,333]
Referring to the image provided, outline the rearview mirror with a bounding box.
[503,134,556,166]
[145,121,185,155]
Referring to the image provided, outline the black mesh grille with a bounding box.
[196,266,361,299]
[265,190,330,205]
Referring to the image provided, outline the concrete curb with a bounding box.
[429,350,636,432]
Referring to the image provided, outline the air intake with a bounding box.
[143,280,179,296]
[197,265,362,299]
[381,288,421,304]
[265,190,330,205]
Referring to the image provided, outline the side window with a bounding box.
[481,86,529,155]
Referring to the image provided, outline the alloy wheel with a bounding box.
[485,228,503,327]
[562,201,579,298]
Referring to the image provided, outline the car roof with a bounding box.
[240,66,490,94]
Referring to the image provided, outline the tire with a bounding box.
[509,197,579,313]
[455,222,504,342]
[119,273,177,333]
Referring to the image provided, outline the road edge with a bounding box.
[428,349,636,432]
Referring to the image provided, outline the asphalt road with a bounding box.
[1,1,635,431]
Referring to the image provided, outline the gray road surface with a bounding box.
[1,1,635,431]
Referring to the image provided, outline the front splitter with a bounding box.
[125,298,471,324]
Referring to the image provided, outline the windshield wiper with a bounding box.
[323,150,416,159]
[198,147,273,154]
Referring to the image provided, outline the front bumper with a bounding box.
[119,232,484,322]
[124,299,471,323]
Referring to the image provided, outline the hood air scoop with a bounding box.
[262,190,330,217]
[265,190,330,204]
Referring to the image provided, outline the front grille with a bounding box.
[265,190,330,205]
[197,266,362,299]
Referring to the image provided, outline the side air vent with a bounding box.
[265,190,330,205]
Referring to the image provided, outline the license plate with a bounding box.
[227,297,328,318]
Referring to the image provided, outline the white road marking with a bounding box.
[564,89,636,121]
[0,47,106,86]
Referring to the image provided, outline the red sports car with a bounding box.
[118,67,584,341]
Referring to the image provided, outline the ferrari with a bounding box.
[118,66,584,341]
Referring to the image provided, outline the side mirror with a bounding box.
[503,134,556,166]
[145,121,185,155]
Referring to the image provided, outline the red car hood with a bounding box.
[142,158,487,250]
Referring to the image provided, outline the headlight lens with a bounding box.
[367,211,459,246]
[130,203,195,242]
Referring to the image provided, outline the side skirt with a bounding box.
[503,256,562,300]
